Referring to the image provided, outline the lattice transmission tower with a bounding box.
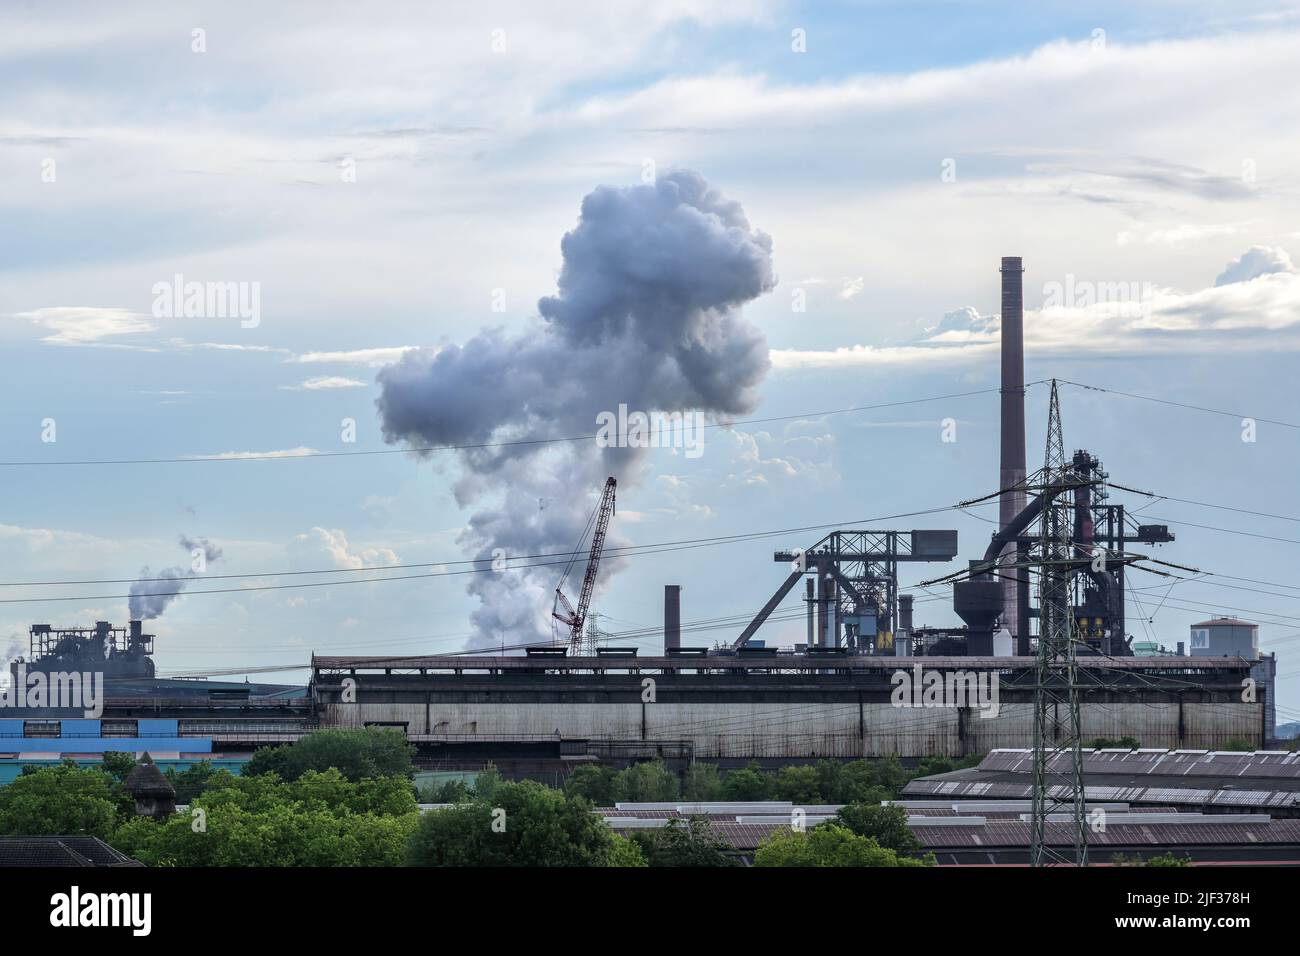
[1030,380,1089,866]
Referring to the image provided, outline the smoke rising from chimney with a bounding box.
[128,535,223,620]
[375,170,775,648]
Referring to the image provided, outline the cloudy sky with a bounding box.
[2,1,1299,719]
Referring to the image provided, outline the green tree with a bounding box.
[682,763,723,801]
[405,780,618,867]
[473,765,504,801]
[631,818,736,867]
[166,761,218,803]
[1087,737,1140,750]
[814,760,842,803]
[243,728,414,783]
[606,834,648,867]
[0,764,120,838]
[613,761,679,802]
[111,768,420,867]
[721,762,771,801]
[834,803,922,854]
[424,779,472,803]
[99,752,137,784]
[754,823,932,867]
[773,765,822,803]
[563,765,618,806]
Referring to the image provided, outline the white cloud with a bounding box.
[193,447,320,460]
[1117,223,1247,247]
[293,347,419,366]
[280,376,368,391]
[197,342,292,354]
[13,307,153,344]
[774,251,1300,368]
[287,527,399,571]
[1215,245,1296,285]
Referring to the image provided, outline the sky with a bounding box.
[2,1,1299,721]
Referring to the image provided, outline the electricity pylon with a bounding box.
[1030,380,1089,866]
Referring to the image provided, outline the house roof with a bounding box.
[124,752,175,798]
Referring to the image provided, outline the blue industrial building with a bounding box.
[0,717,241,784]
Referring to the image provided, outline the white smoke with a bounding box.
[376,170,776,648]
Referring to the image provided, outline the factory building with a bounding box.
[311,653,1264,767]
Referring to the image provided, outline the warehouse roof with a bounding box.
[0,837,142,867]
[902,749,1300,810]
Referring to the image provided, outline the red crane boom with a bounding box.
[552,476,617,652]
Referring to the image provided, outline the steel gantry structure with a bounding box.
[734,529,958,651]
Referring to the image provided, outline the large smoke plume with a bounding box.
[128,535,223,620]
[376,170,775,648]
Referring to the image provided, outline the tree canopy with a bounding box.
[243,728,415,783]
[406,779,627,867]
[754,823,932,867]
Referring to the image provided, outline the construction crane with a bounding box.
[552,476,617,653]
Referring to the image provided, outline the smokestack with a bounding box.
[998,257,1027,645]
[129,620,142,642]
[663,585,681,652]
[805,578,815,646]
[897,594,914,657]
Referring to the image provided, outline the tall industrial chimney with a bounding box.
[663,585,681,653]
[998,257,1027,645]
[896,594,914,657]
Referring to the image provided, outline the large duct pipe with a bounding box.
[998,256,1027,646]
[663,585,681,652]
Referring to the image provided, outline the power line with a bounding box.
[1058,379,1300,430]
[0,384,1039,467]
[0,504,970,605]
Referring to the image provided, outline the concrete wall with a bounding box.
[319,698,1262,759]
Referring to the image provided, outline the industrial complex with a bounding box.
[3,257,1287,866]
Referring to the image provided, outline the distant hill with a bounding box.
[1276,721,1300,741]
